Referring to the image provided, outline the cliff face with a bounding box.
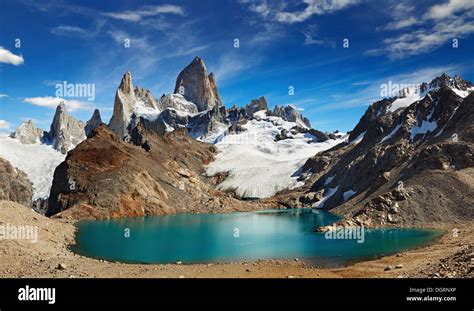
[0,157,33,207]
[108,72,137,138]
[174,56,223,112]
[44,102,86,154]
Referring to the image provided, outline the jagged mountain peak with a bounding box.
[273,104,311,128]
[85,109,103,137]
[119,71,134,95]
[427,73,472,92]
[45,103,86,154]
[9,119,44,144]
[174,56,222,112]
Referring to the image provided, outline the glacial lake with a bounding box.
[72,209,441,265]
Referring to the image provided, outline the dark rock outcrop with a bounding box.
[272,105,311,128]
[244,96,269,116]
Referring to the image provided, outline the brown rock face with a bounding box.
[174,56,223,112]
[46,124,259,220]
[0,157,33,207]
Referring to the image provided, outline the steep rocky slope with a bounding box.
[0,157,33,207]
[296,74,474,227]
[46,124,261,220]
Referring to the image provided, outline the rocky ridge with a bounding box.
[292,74,474,227]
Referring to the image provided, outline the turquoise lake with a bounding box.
[72,209,441,265]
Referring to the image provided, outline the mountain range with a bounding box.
[1,57,473,227]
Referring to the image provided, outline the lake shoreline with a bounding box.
[1,200,472,278]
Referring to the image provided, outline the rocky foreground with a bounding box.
[1,200,472,278]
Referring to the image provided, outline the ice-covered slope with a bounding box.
[0,136,66,200]
[206,111,346,198]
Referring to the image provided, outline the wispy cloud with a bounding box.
[23,97,94,111]
[372,0,474,59]
[107,30,151,50]
[102,5,184,22]
[425,0,474,19]
[50,25,88,36]
[0,47,24,65]
[50,21,105,38]
[212,52,262,82]
[0,94,8,98]
[241,0,361,24]
[302,24,334,47]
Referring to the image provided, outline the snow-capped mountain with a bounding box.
[2,102,102,201]
[0,134,66,200]
[298,73,474,227]
[107,57,342,199]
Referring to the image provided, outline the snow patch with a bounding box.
[343,189,357,202]
[206,116,345,198]
[410,109,438,141]
[350,131,366,145]
[388,86,422,112]
[313,186,339,209]
[379,123,402,143]
[324,175,335,186]
[450,86,474,98]
[0,137,66,200]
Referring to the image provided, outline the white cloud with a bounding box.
[374,0,474,59]
[241,0,360,24]
[50,25,88,36]
[0,94,8,98]
[424,0,474,20]
[276,0,360,23]
[302,24,333,46]
[0,120,11,129]
[0,47,24,65]
[23,97,93,111]
[102,4,184,22]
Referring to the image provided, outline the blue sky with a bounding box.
[0,0,473,133]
